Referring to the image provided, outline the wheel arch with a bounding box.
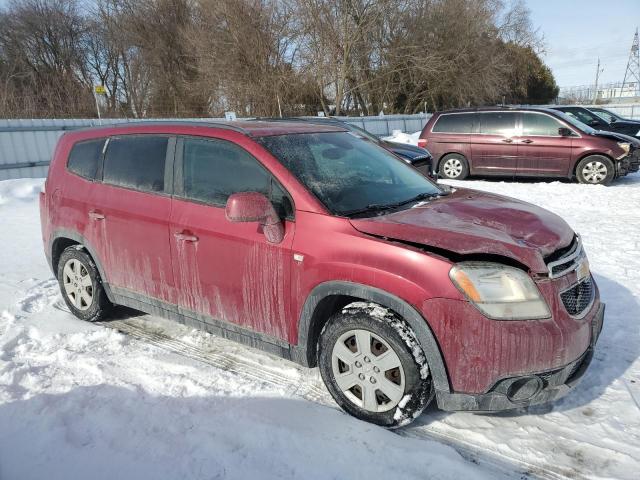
[49,229,114,302]
[572,152,615,177]
[295,281,450,393]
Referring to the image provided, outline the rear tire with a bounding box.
[57,246,113,322]
[438,153,469,180]
[576,155,615,185]
[318,302,434,428]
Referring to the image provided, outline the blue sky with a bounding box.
[526,0,640,87]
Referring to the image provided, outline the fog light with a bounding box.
[506,376,542,402]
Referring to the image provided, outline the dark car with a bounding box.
[420,106,640,185]
[41,120,603,427]
[550,105,640,138]
[259,117,434,177]
[588,106,640,126]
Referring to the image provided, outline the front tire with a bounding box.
[576,155,615,185]
[57,245,112,322]
[318,303,434,428]
[438,153,469,180]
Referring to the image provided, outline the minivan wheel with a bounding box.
[438,154,469,180]
[318,302,434,428]
[576,155,615,185]
[57,246,112,322]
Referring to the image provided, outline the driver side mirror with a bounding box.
[558,127,573,137]
[225,192,284,244]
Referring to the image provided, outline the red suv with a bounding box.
[421,106,640,185]
[40,120,604,427]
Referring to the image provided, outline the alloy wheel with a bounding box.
[62,258,94,311]
[331,329,406,412]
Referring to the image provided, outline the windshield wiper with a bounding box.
[340,203,398,217]
[395,191,449,207]
[341,191,449,217]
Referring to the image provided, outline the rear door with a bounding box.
[428,113,473,164]
[88,134,177,304]
[518,112,574,177]
[169,135,296,342]
[471,112,519,175]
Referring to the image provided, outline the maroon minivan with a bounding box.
[421,106,640,185]
[41,120,604,427]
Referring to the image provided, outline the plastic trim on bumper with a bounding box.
[435,302,604,412]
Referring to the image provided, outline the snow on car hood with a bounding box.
[349,188,574,274]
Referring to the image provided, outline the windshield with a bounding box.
[551,110,597,134]
[259,132,442,216]
[591,108,621,122]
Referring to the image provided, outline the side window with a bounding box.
[567,108,598,125]
[103,136,168,192]
[522,113,563,136]
[479,112,518,136]
[67,138,106,180]
[181,137,293,218]
[432,114,473,133]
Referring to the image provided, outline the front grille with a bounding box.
[560,276,594,317]
[546,235,583,278]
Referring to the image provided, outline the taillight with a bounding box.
[417,139,427,148]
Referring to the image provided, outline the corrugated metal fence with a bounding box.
[0,114,430,181]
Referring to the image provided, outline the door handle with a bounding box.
[88,210,105,221]
[174,231,199,242]
[501,138,513,143]
[521,139,534,144]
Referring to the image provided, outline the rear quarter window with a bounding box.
[67,138,106,180]
[431,114,473,134]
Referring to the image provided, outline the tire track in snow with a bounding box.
[98,314,557,480]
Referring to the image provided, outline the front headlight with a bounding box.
[617,142,631,156]
[449,262,550,320]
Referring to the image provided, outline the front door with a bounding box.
[471,112,519,175]
[169,135,295,342]
[518,112,575,177]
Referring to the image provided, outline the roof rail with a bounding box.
[77,119,252,136]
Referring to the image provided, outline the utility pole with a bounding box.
[593,58,603,104]
[620,28,640,98]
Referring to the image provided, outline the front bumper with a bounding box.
[435,302,604,412]
[617,149,640,176]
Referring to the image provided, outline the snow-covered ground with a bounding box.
[1,172,640,479]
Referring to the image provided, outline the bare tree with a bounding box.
[0,0,553,118]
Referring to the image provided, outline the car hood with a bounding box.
[593,129,640,145]
[382,140,432,159]
[349,188,574,274]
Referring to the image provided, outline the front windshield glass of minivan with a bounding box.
[259,132,442,216]
[552,110,597,134]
